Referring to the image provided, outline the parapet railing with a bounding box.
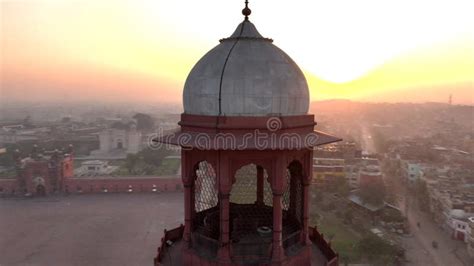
[283,229,302,250]
[154,224,185,266]
[308,226,339,266]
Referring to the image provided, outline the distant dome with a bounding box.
[450,209,467,219]
[183,20,309,116]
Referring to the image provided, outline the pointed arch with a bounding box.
[194,161,218,212]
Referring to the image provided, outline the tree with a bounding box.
[371,128,389,154]
[415,179,430,211]
[357,234,402,264]
[327,175,350,197]
[133,113,154,131]
[343,209,354,224]
[124,154,139,175]
[382,208,404,223]
[138,147,172,168]
[61,117,72,123]
[0,149,15,167]
[313,189,324,203]
[359,181,386,206]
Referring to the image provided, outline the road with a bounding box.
[361,124,470,266]
[399,191,468,266]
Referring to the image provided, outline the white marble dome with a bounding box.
[183,20,310,116]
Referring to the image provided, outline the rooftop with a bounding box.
[0,194,183,266]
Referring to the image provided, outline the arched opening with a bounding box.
[116,140,123,149]
[192,161,219,257]
[36,184,46,196]
[282,160,304,250]
[230,164,273,261]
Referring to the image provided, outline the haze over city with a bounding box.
[1,0,473,104]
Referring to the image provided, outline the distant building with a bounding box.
[14,147,73,196]
[0,146,181,197]
[314,141,361,162]
[75,160,118,177]
[311,156,382,189]
[343,158,381,189]
[467,217,474,258]
[88,122,143,159]
[312,157,345,186]
[345,164,360,188]
[0,126,41,144]
[359,164,383,186]
[402,161,422,185]
[448,209,473,242]
[98,127,141,154]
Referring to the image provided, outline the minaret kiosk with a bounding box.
[154,2,341,265]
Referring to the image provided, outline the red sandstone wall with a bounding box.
[23,161,52,194]
[1,176,182,195]
[63,177,182,193]
[62,157,74,179]
[359,173,383,187]
[0,179,18,194]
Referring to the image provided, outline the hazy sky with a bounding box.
[1,0,473,104]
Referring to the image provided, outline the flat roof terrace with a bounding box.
[0,193,183,266]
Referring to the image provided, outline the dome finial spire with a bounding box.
[242,0,251,21]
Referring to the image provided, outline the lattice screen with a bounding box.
[294,174,303,224]
[230,164,273,205]
[194,161,218,212]
[263,170,273,206]
[230,164,258,204]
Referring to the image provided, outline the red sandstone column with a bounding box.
[218,154,231,263]
[272,160,286,264]
[302,150,313,245]
[272,191,284,263]
[181,150,193,248]
[256,165,264,205]
[218,192,231,262]
[301,180,311,244]
[183,183,193,246]
[272,192,283,261]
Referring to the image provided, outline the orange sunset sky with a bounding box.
[1,0,473,104]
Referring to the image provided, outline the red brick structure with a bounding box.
[155,116,340,265]
[0,146,182,196]
[5,145,75,196]
[64,176,182,194]
[153,3,341,265]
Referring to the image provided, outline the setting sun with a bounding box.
[1,0,473,104]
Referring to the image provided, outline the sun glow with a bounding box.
[1,0,473,104]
